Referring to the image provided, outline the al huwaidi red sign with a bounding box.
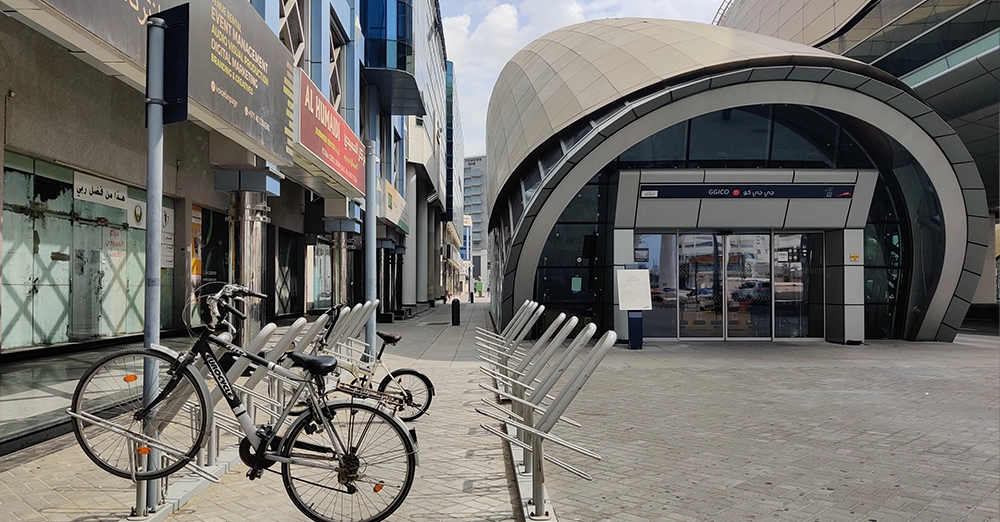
[293,69,365,196]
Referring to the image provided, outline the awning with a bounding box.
[362,66,426,116]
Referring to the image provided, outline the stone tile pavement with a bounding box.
[0,298,517,522]
[542,335,999,522]
[0,298,997,522]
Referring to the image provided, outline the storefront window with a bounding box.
[276,230,303,315]
[2,154,174,351]
[308,242,332,310]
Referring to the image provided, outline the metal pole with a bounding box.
[532,435,546,519]
[364,140,377,359]
[134,450,149,516]
[143,16,165,511]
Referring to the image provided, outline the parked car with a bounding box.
[684,288,716,310]
[651,285,678,302]
[731,279,770,304]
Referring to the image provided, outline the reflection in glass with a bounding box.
[689,106,770,168]
[819,0,925,54]
[864,224,902,266]
[635,234,677,337]
[678,234,724,337]
[619,123,687,168]
[774,234,825,338]
[726,234,771,338]
[770,105,837,168]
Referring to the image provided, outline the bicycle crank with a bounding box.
[238,435,279,470]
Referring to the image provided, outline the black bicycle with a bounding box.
[68,283,417,522]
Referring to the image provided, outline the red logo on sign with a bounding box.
[732,189,741,196]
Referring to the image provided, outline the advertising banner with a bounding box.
[381,181,408,233]
[293,69,365,197]
[38,0,295,165]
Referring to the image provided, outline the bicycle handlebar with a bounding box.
[205,283,267,330]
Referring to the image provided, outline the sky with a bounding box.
[440,0,720,158]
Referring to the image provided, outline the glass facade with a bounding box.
[634,232,824,339]
[2,153,175,351]
[360,0,415,74]
[617,105,874,170]
[535,171,615,332]
[812,0,1000,78]
[517,103,921,340]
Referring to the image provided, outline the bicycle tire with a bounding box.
[281,400,416,522]
[377,368,433,422]
[70,348,212,480]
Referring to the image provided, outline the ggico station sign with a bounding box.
[32,0,295,166]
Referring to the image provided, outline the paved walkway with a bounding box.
[0,298,517,522]
[0,299,997,522]
[545,335,999,522]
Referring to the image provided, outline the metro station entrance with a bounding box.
[636,232,824,340]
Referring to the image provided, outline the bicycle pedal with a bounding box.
[246,467,263,480]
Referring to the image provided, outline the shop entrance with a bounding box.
[635,232,823,340]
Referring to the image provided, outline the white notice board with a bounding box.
[617,268,652,311]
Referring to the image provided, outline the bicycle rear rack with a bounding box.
[475,300,617,520]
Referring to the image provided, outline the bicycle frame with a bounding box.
[143,332,350,470]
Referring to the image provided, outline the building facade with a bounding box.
[0,0,458,355]
[484,18,990,344]
[443,60,467,296]
[464,155,489,284]
[715,0,999,310]
[401,0,452,309]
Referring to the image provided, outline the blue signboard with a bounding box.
[639,185,855,199]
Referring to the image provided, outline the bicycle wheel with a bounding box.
[281,400,416,522]
[71,348,211,480]
[378,368,433,422]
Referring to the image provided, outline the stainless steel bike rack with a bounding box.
[476,311,617,520]
[75,311,335,519]
[475,301,544,395]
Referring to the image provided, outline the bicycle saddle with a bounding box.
[285,352,339,376]
[377,331,402,345]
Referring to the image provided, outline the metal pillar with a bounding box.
[332,232,348,305]
[416,181,428,303]
[364,140,377,350]
[402,168,417,306]
[142,17,165,511]
[431,212,441,301]
[377,247,388,312]
[229,191,269,349]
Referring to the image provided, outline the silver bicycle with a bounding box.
[68,283,418,522]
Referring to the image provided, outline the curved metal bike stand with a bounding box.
[475,301,618,521]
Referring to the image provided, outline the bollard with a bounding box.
[452,298,461,326]
[470,291,475,303]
